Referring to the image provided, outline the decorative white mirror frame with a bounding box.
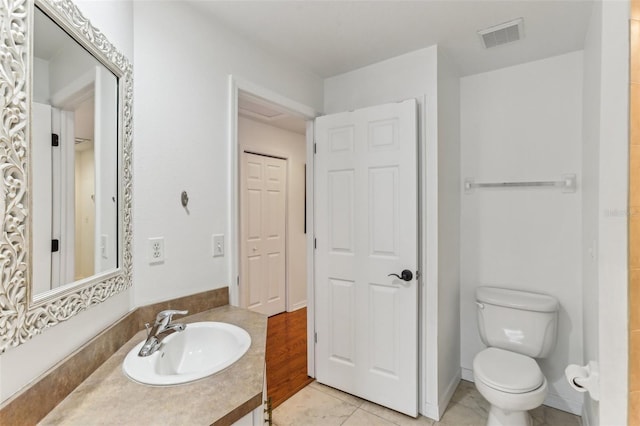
[0,0,133,352]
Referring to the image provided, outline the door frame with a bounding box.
[227,75,319,372]
[46,69,98,289]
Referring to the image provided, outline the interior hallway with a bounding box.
[266,307,313,408]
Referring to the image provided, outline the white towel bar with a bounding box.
[464,174,576,193]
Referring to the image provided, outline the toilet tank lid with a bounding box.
[476,287,559,313]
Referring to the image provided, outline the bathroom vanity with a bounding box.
[38,306,267,426]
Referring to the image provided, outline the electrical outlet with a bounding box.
[212,234,224,257]
[148,237,164,264]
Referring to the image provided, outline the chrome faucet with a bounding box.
[138,309,188,357]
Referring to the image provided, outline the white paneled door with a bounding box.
[240,152,287,317]
[315,99,418,417]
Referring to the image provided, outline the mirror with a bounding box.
[0,0,132,352]
[32,6,118,296]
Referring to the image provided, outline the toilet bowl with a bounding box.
[473,348,548,426]
[472,287,559,426]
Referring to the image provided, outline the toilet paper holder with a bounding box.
[565,361,599,401]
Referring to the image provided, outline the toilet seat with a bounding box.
[473,347,544,394]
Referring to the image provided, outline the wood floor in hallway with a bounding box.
[266,307,314,409]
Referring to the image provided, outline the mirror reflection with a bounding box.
[32,7,119,297]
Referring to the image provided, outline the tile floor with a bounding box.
[272,380,582,426]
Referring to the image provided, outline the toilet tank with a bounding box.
[476,286,559,358]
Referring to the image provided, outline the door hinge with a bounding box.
[51,133,59,147]
[51,239,59,253]
[314,143,317,154]
[314,238,317,249]
[264,397,273,425]
[237,275,239,286]
[314,332,318,343]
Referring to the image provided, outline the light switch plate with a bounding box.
[213,234,224,257]
[101,234,108,259]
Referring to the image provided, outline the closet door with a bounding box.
[240,152,287,317]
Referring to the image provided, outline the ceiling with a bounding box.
[187,0,595,78]
[238,91,307,134]
[34,7,72,60]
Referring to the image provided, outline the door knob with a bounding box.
[388,269,413,282]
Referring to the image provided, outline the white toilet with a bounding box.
[473,286,559,426]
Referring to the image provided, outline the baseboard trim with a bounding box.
[422,402,440,420]
[439,370,462,418]
[581,402,593,426]
[288,301,307,312]
[544,391,583,416]
[421,371,461,421]
[461,367,474,382]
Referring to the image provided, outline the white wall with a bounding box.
[460,51,584,414]
[436,49,461,409]
[238,116,307,311]
[324,45,461,420]
[33,57,50,103]
[0,1,134,405]
[580,2,602,424]
[324,46,437,115]
[596,1,629,424]
[131,1,323,306]
[48,42,97,97]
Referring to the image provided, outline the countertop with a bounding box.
[39,306,267,426]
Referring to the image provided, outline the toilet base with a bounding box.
[486,405,532,426]
[474,363,548,426]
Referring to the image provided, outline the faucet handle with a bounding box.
[155,309,188,325]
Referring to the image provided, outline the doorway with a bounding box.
[236,92,309,315]
[230,78,317,407]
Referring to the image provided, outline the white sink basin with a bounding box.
[123,321,251,385]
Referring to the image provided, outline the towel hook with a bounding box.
[181,191,189,207]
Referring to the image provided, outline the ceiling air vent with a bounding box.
[238,96,285,120]
[478,18,524,49]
